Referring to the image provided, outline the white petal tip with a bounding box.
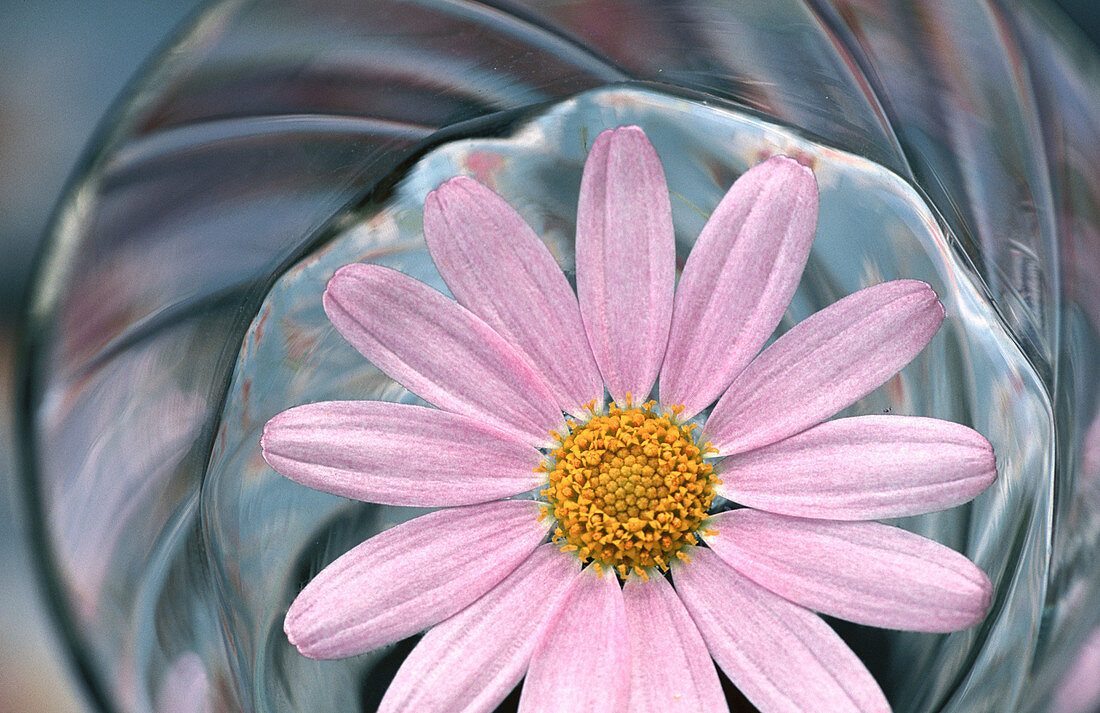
[428,174,482,203]
[328,261,363,284]
[591,125,660,161]
[283,614,319,659]
[761,153,815,177]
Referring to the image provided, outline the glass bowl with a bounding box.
[19,1,1100,712]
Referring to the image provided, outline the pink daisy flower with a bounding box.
[261,126,996,713]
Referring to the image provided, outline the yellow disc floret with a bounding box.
[538,400,719,579]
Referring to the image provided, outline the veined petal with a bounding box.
[660,156,817,419]
[716,415,996,519]
[285,500,549,659]
[379,545,581,713]
[519,566,629,713]
[674,548,890,713]
[576,126,675,406]
[706,280,944,454]
[323,263,564,447]
[623,575,727,713]
[424,177,603,416]
[705,510,993,632]
[261,401,546,507]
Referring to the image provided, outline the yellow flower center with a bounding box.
[538,400,719,579]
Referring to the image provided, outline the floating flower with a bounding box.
[261,126,996,713]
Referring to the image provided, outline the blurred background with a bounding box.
[0,4,201,711]
[0,1,1098,712]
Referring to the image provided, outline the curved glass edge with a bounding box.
[17,0,1100,711]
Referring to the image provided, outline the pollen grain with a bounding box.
[539,401,718,579]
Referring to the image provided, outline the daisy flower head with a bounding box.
[261,126,997,713]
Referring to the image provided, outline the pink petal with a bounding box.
[424,176,603,416]
[284,500,548,659]
[716,415,996,519]
[261,401,545,507]
[519,566,629,713]
[379,545,581,713]
[705,510,992,632]
[576,126,675,405]
[659,156,818,419]
[674,548,890,713]
[622,575,727,713]
[323,263,564,446]
[705,280,945,454]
